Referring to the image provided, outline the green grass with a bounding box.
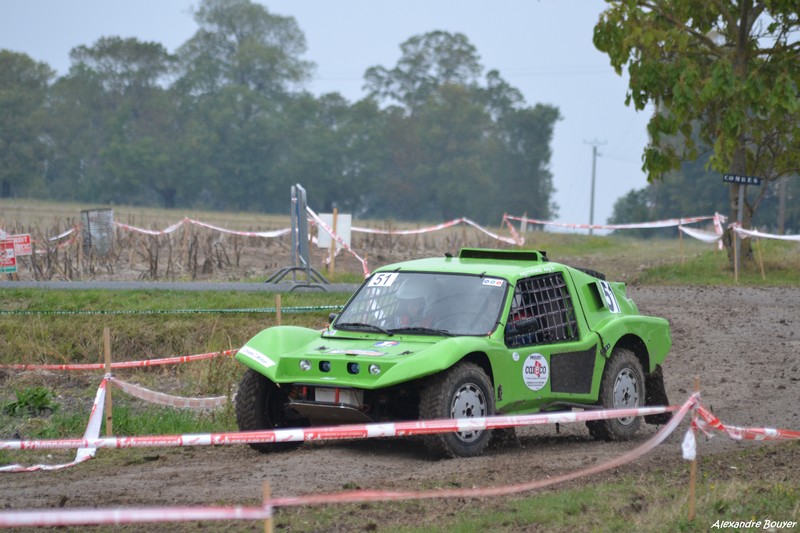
[109,401,237,436]
[0,289,349,365]
[637,240,800,286]
[271,448,800,532]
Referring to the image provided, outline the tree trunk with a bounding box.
[725,146,753,265]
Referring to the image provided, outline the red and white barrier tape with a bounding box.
[0,379,106,473]
[460,217,520,245]
[678,225,722,244]
[0,404,677,452]
[505,213,720,231]
[351,218,464,235]
[306,206,370,277]
[503,213,525,246]
[114,218,290,238]
[0,505,272,528]
[0,396,696,528]
[732,225,800,243]
[695,404,800,441]
[109,377,227,410]
[351,217,521,246]
[0,349,235,371]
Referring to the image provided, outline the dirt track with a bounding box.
[2,285,799,516]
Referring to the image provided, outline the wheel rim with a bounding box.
[613,368,640,426]
[450,382,487,442]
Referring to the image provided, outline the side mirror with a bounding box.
[328,312,338,324]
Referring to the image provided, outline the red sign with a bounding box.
[0,240,16,274]
[10,234,32,256]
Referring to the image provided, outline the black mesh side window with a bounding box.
[505,273,579,348]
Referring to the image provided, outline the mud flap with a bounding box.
[644,365,672,425]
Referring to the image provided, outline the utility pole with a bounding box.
[584,139,606,236]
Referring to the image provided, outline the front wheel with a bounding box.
[235,369,302,453]
[419,362,494,458]
[586,348,645,441]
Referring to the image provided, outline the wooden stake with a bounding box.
[103,327,113,437]
[688,375,700,521]
[733,230,739,284]
[755,237,766,281]
[679,225,685,266]
[263,481,273,533]
[276,294,282,326]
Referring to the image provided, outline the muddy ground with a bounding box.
[1,284,799,526]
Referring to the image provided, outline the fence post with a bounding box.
[263,481,273,533]
[103,327,113,437]
[688,375,700,521]
[328,207,338,275]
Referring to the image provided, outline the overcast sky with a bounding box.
[0,0,654,231]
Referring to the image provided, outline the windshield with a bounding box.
[335,272,508,336]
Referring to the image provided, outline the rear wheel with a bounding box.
[586,348,645,441]
[235,369,302,453]
[419,362,494,458]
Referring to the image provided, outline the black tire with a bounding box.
[419,362,494,458]
[586,348,645,441]
[235,369,302,453]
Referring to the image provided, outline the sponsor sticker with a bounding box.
[522,353,549,391]
[327,349,387,357]
[374,341,399,347]
[482,278,504,287]
[238,345,276,368]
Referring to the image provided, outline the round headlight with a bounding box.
[369,364,381,376]
[299,360,311,371]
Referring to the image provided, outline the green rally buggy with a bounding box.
[234,248,672,458]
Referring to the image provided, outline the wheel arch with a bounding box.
[460,351,494,384]
[613,334,651,374]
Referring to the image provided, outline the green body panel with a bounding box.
[235,248,672,417]
[237,327,508,389]
[490,335,604,414]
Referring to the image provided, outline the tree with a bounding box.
[365,31,483,110]
[595,1,800,259]
[49,37,179,207]
[490,102,560,223]
[276,93,390,215]
[174,0,314,211]
[364,31,560,224]
[177,0,312,97]
[0,50,53,198]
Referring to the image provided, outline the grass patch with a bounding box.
[109,401,237,436]
[0,289,349,366]
[273,451,800,532]
[637,240,800,286]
